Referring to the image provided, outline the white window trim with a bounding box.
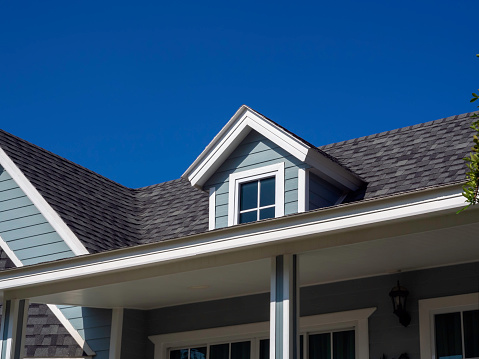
[209,187,216,230]
[419,292,479,359]
[149,307,375,359]
[228,163,285,226]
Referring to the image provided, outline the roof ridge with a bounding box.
[0,129,133,191]
[134,177,187,191]
[319,110,477,149]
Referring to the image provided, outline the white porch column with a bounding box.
[270,254,299,359]
[0,299,29,359]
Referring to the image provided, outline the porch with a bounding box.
[0,185,478,359]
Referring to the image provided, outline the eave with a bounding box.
[0,182,470,305]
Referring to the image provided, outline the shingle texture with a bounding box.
[0,111,475,254]
[0,249,84,357]
[0,130,208,253]
[319,112,476,200]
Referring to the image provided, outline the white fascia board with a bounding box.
[0,146,89,256]
[182,105,311,188]
[0,234,95,355]
[305,150,363,191]
[0,185,467,291]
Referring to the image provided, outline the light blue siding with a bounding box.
[0,166,113,357]
[0,167,75,264]
[57,305,112,359]
[205,131,307,229]
[309,172,344,210]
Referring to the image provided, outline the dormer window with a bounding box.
[228,163,285,226]
[239,177,275,224]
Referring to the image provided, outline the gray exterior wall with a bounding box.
[204,131,308,228]
[308,172,343,210]
[0,166,113,358]
[120,309,154,359]
[139,261,479,359]
[57,305,112,359]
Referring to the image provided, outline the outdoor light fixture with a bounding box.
[389,281,411,327]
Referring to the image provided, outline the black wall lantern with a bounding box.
[389,281,411,327]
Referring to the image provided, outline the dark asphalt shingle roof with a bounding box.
[0,249,85,357]
[0,110,475,255]
[319,111,476,200]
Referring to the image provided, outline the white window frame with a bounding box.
[419,293,479,359]
[227,163,285,226]
[149,307,376,359]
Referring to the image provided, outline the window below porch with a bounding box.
[168,328,355,359]
[150,308,375,359]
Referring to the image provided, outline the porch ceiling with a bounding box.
[26,215,479,309]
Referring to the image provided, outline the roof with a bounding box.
[0,249,85,357]
[0,110,475,254]
[320,111,476,201]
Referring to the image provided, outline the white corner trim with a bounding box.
[47,305,96,356]
[109,308,124,359]
[209,187,216,230]
[149,307,376,359]
[0,234,94,355]
[0,147,89,256]
[418,293,479,359]
[182,106,311,188]
[227,163,285,226]
[297,168,309,213]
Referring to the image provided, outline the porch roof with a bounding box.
[0,183,476,310]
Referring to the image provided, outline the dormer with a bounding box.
[182,106,364,229]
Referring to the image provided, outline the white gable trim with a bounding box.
[0,237,95,356]
[182,105,362,190]
[0,146,89,256]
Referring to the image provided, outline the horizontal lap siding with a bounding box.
[0,167,75,264]
[205,131,306,229]
[308,172,343,210]
[0,166,113,357]
[57,305,112,359]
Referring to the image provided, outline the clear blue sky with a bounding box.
[1,1,477,188]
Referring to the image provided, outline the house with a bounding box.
[0,105,477,359]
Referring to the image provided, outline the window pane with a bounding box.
[435,312,463,359]
[464,310,479,358]
[190,347,207,359]
[231,341,250,359]
[240,181,258,211]
[170,349,188,359]
[259,340,269,359]
[240,210,257,224]
[211,344,229,359]
[260,178,275,207]
[333,330,355,359]
[259,207,275,220]
[309,333,331,359]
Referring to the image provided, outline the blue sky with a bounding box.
[1,1,478,188]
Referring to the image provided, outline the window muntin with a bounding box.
[169,341,251,359]
[435,310,479,359]
[239,177,276,224]
[228,163,285,226]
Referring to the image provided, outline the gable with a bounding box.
[205,131,308,229]
[0,166,76,265]
[183,105,363,191]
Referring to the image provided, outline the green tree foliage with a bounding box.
[459,54,479,212]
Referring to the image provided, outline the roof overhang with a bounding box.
[0,183,473,309]
[182,105,363,191]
